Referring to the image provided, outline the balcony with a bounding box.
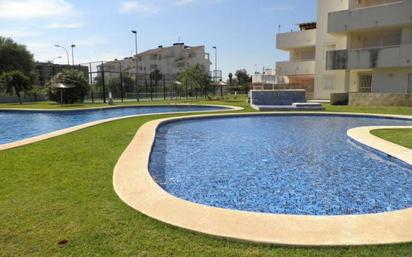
[326,44,412,70]
[276,60,315,76]
[328,1,411,33]
[276,29,316,50]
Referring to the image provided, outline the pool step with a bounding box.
[251,102,325,111]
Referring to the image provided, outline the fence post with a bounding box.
[89,63,94,103]
[120,70,124,103]
[144,76,148,101]
[150,77,153,101]
[185,82,188,99]
[101,61,106,104]
[163,75,166,101]
[135,72,139,102]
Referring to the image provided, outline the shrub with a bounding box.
[0,70,31,104]
[47,69,90,104]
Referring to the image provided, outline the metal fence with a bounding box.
[79,61,224,103]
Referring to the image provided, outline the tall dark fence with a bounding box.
[79,61,221,103]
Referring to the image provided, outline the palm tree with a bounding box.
[0,70,31,104]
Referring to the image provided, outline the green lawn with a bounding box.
[323,104,412,116]
[1,99,412,256]
[0,96,254,112]
[2,98,412,116]
[372,129,412,149]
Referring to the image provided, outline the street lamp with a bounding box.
[213,46,218,82]
[131,30,139,101]
[71,44,76,66]
[54,44,70,65]
[50,56,62,63]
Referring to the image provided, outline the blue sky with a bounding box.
[0,0,316,77]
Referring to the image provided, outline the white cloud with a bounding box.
[119,1,160,14]
[46,22,85,29]
[0,0,76,19]
[120,0,221,14]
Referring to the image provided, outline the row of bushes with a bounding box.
[0,69,90,104]
[0,36,89,104]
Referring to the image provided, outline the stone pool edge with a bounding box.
[113,112,412,246]
[348,126,412,166]
[0,104,242,151]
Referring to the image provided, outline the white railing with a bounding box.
[351,0,403,10]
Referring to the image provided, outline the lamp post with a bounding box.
[54,44,70,65]
[213,46,217,82]
[50,56,62,63]
[131,30,139,101]
[71,44,76,66]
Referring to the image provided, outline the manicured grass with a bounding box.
[0,96,254,112]
[323,104,412,116]
[1,99,412,256]
[372,129,412,149]
[1,112,412,257]
[2,98,412,116]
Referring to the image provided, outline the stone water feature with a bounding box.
[249,90,324,111]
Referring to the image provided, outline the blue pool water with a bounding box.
[149,115,412,216]
[0,105,227,144]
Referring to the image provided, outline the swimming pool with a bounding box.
[0,105,229,145]
[149,114,412,216]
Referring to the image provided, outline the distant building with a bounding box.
[35,62,89,86]
[252,68,287,84]
[102,43,211,77]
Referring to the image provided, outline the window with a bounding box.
[359,74,372,92]
[408,74,412,93]
[149,64,157,70]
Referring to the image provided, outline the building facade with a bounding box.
[275,22,317,98]
[35,62,89,86]
[103,43,211,77]
[276,0,412,101]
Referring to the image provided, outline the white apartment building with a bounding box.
[103,43,211,77]
[276,0,412,101]
[276,22,317,87]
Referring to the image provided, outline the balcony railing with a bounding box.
[326,44,412,70]
[352,0,403,10]
[328,1,410,33]
[276,60,315,76]
[276,29,316,50]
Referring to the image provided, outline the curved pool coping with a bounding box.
[113,112,412,246]
[0,104,242,151]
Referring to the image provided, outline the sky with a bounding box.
[0,0,317,77]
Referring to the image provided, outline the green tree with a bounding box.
[0,70,32,104]
[178,64,210,97]
[107,76,135,98]
[47,69,90,104]
[235,69,252,93]
[0,37,35,80]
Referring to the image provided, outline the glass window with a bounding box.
[359,74,372,92]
